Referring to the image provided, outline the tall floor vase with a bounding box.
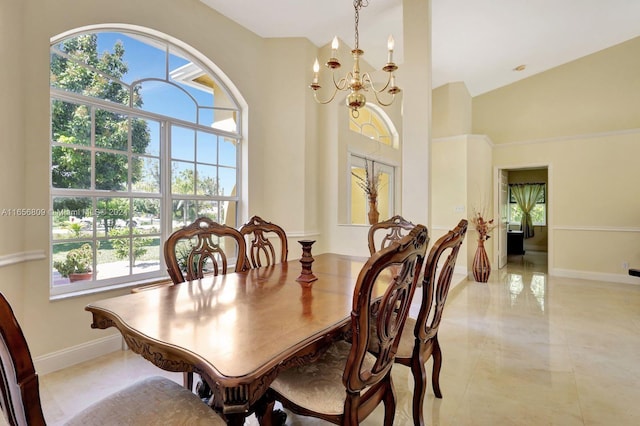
[473,239,491,282]
[367,195,379,225]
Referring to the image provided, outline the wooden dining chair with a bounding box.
[368,215,416,255]
[164,216,247,284]
[394,219,468,426]
[0,292,225,426]
[264,225,429,426]
[239,215,288,268]
[163,216,247,393]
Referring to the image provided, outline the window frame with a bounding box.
[49,29,242,298]
[348,154,396,225]
[508,183,547,227]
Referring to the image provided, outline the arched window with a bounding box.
[348,104,398,148]
[49,28,242,296]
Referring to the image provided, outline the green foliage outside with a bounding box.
[509,204,546,226]
[50,34,152,225]
[109,228,153,266]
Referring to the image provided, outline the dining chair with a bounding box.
[264,225,429,426]
[394,219,468,426]
[163,216,247,393]
[239,215,288,268]
[164,216,248,284]
[0,292,225,426]
[368,215,416,255]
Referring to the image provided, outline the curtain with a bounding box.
[510,184,544,239]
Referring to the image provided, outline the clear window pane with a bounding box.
[95,152,129,191]
[172,199,197,230]
[139,81,197,122]
[51,100,91,146]
[172,161,195,195]
[219,138,236,167]
[197,131,217,164]
[351,165,367,225]
[52,147,91,189]
[132,157,160,193]
[172,126,195,161]
[96,197,129,237]
[219,201,237,228]
[133,198,160,235]
[197,200,220,221]
[137,118,160,156]
[52,242,94,285]
[132,237,161,274]
[196,164,217,196]
[95,109,128,150]
[98,235,130,280]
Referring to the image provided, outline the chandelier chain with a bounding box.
[353,0,369,50]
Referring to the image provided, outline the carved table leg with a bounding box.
[254,395,287,426]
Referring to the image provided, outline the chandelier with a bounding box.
[309,0,401,118]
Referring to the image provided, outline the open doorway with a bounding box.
[496,167,549,271]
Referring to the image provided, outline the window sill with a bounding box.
[49,276,172,301]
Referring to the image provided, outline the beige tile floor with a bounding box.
[40,251,640,425]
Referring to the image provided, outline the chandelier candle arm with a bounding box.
[308,0,401,117]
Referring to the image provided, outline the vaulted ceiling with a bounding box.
[201,0,640,96]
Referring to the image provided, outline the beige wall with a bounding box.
[432,82,472,138]
[1,0,434,367]
[1,0,320,360]
[476,36,640,282]
[431,137,469,274]
[0,0,27,318]
[473,37,640,144]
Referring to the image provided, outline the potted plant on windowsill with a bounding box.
[54,243,93,282]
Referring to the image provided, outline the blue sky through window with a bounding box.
[93,32,237,194]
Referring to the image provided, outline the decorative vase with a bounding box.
[472,239,491,282]
[367,195,379,225]
[69,272,92,282]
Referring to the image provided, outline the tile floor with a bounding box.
[40,251,640,425]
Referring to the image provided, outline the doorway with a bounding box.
[495,166,549,271]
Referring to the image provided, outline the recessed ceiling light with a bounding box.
[513,64,526,72]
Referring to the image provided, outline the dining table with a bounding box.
[85,252,381,425]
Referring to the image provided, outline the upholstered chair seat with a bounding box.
[0,291,226,426]
[269,341,376,415]
[66,376,225,425]
[265,225,429,426]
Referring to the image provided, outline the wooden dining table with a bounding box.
[85,253,375,425]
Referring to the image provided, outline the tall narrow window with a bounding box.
[50,29,241,296]
[350,156,395,225]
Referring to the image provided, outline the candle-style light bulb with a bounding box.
[331,36,339,59]
[312,58,319,83]
[387,35,395,63]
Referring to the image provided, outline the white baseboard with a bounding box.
[34,334,123,375]
[552,268,640,286]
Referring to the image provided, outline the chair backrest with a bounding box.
[0,293,46,426]
[414,219,468,342]
[164,217,247,284]
[368,215,416,255]
[238,215,288,269]
[344,225,429,392]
